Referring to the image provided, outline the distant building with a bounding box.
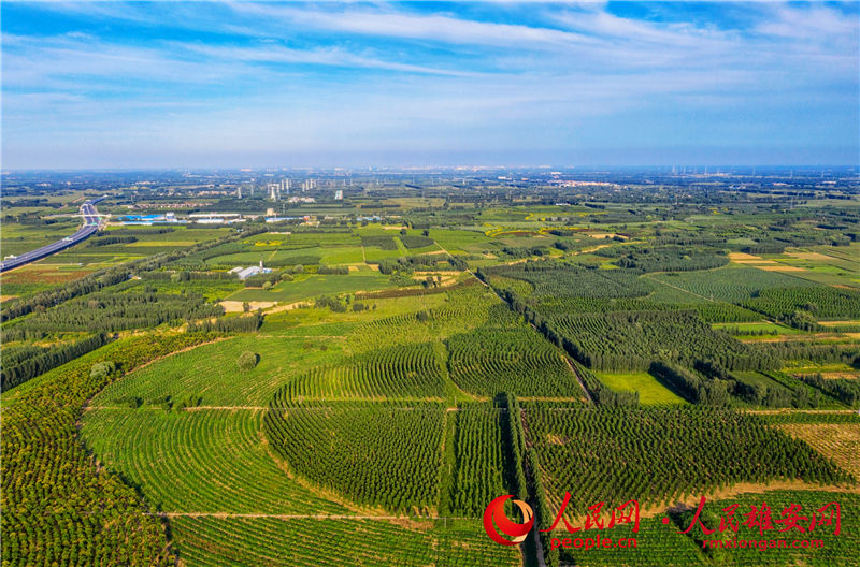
[235,261,273,280]
[186,213,244,225]
[265,216,303,223]
[334,190,343,201]
[118,213,180,225]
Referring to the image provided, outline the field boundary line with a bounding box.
[562,357,593,404]
[643,272,717,302]
[150,512,475,520]
[85,404,504,411]
[85,405,268,411]
[745,408,858,415]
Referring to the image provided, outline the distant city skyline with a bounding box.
[2,1,858,169]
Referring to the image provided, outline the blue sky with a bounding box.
[1,1,858,169]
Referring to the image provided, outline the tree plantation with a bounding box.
[2,172,859,567]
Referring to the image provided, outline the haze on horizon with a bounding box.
[1,1,858,170]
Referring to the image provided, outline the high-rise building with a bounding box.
[334,190,343,201]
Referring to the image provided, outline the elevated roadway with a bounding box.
[0,197,105,272]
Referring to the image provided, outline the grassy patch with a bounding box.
[227,273,395,303]
[597,371,687,405]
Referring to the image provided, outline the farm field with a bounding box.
[596,371,687,405]
[0,262,98,299]
[226,272,396,303]
[259,292,451,331]
[82,408,344,515]
[0,225,236,299]
[170,517,519,567]
[781,361,860,379]
[764,245,860,289]
[3,0,860,558]
[0,217,82,256]
[562,491,860,567]
[651,266,821,304]
[3,181,860,567]
[53,226,232,266]
[712,321,802,337]
[777,421,860,479]
[761,411,860,480]
[524,405,852,515]
[92,334,346,406]
[430,228,494,255]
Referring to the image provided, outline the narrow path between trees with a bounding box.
[563,357,593,404]
[152,512,473,520]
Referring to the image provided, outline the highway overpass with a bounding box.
[0,198,105,273]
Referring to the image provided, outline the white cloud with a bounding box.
[2,1,857,168]
[179,42,478,77]
[756,4,859,42]
[228,3,597,48]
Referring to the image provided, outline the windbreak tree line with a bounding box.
[2,290,223,338]
[1,333,110,391]
[593,244,730,273]
[186,311,263,334]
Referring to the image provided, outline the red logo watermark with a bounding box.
[483,495,534,546]
[483,492,842,552]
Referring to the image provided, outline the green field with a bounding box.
[4,184,860,567]
[93,334,345,407]
[430,229,493,255]
[227,272,396,303]
[83,408,343,514]
[713,321,802,336]
[652,266,820,304]
[597,371,687,405]
[170,517,518,567]
[0,218,82,256]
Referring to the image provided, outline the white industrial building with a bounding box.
[231,261,273,280]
